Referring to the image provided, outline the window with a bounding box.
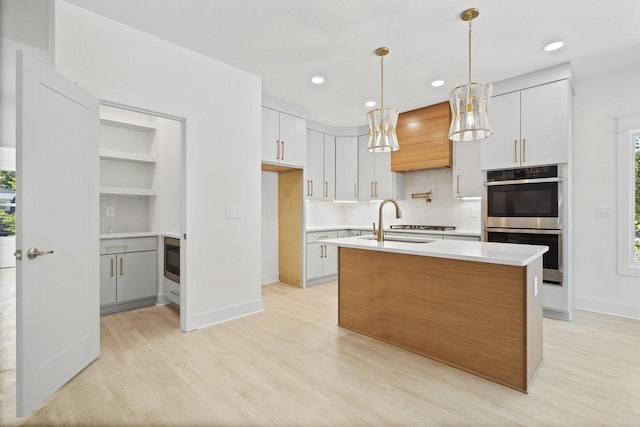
[635,134,640,262]
[617,115,640,276]
[0,170,15,237]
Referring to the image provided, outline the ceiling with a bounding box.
[64,0,640,127]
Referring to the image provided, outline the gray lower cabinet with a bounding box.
[100,237,157,315]
[306,231,338,284]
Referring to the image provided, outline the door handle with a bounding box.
[276,139,280,160]
[370,181,374,198]
[281,140,285,160]
[514,140,518,163]
[522,138,526,163]
[110,258,114,277]
[310,180,313,197]
[120,258,123,276]
[325,181,328,198]
[354,183,357,198]
[456,175,460,194]
[374,181,378,198]
[26,248,54,260]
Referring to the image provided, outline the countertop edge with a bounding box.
[323,237,547,266]
[306,225,481,237]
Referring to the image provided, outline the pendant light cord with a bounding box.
[468,20,472,85]
[380,55,384,109]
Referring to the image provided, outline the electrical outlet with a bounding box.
[226,205,241,218]
[106,206,114,217]
[596,207,612,219]
[471,207,479,218]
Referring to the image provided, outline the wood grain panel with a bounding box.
[392,101,452,171]
[278,170,303,286]
[338,247,538,392]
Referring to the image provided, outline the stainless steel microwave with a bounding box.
[164,237,180,284]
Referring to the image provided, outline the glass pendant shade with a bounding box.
[367,107,399,152]
[448,82,493,141]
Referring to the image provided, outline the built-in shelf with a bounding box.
[100,112,157,132]
[100,149,157,164]
[100,186,156,196]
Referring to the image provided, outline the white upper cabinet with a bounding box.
[323,134,336,201]
[261,107,306,168]
[358,134,395,201]
[306,130,335,201]
[453,140,483,198]
[481,79,570,170]
[520,80,569,166]
[335,136,359,201]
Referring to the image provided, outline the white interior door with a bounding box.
[16,51,99,417]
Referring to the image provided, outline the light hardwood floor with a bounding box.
[1,268,639,426]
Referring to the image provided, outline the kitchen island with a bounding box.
[323,236,548,393]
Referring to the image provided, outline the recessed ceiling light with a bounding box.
[543,41,564,52]
[311,76,325,84]
[431,80,445,87]
[365,100,376,108]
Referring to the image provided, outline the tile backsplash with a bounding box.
[307,168,482,230]
[100,195,150,234]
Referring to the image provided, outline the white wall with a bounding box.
[156,117,181,234]
[573,66,640,319]
[53,1,263,330]
[307,168,482,231]
[261,171,279,284]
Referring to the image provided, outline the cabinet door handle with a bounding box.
[306,180,309,197]
[456,175,460,194]
[320,245,323,259]
[110,258,114,277]
[276,140,280,160]
[522,138,526,163]
[514,140,518,164]
[310,180,313,197]
[354,183,357,198]
[325,181,328,198]
[120,258,123,276]
[281,140,285,160]
[374,181,378,198]
[370,181,374,198]
[323,245,327,258]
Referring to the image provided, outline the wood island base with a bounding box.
[338,247,543,393]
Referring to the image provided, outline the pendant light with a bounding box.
[448,8,493,142]
[367,47,399,152]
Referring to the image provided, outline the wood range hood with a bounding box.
[392,101,452,172]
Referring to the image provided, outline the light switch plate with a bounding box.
[226,205,241,218]
[471,207,479,218]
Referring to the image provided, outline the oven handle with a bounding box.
[485,227,562,235]
[485,177,561,186]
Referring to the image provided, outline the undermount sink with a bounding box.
[357,235,435,244]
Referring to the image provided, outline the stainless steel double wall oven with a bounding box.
[484,165,563,284]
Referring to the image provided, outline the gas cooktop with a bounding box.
[389,225,457,231]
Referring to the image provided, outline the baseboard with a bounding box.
[262,273,280,285]
[100,296,157,315]
[543,307,572,320]
[575,296,640,320]
[306,274,338,287]
[193,297,265,330]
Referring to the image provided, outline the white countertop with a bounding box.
[306,225,481,238]
[323,236,547,266]
[100,231,159,239]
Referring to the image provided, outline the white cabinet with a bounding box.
[453,141,483,198]
[335,136,359,201]
[306,130,335,201]
[100,237,157,314]
[443,234,480,242]
[306,231,338,283]
[358,134,395,200]
[481,79,570,170]
[338,229,363,238]
[262,107,306,168]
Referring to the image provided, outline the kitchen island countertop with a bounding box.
[323,236,547,266]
